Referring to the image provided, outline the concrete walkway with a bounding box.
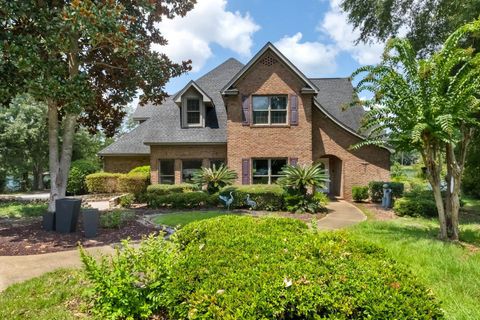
[317,200,366,230]
[0,245,115,292]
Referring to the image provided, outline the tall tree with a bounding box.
[340,0,480,54]
[0,0,194,211]
[352,20,480,241]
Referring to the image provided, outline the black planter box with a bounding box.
[82,209,99,238]
[55,198,81,233]
[42,211,55,231]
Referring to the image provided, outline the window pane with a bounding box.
[160,160,174,176]
[253,176,269,184]
[271,96,287,110]
[253,111,269,124]
[271,111,287,124]
[187,99,200,111]
[187,111,200,124]
[253,159,269,176]
[252,96,268,110]
[159,176,174,185]
[182,160,202,183]
[271,159,287,175]
[210,159,225,169]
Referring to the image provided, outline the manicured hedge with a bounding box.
[352,186,369,202]
[129,165,151,175]
[147,191,218,209]
[86,173,123,194]
[219,184,285,211]
[369,181,405,202]
[118,173,149,195]
[81,216,443,319]
[146,183,198,196]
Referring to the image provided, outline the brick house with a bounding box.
[99,42,390,199]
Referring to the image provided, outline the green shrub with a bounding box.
[118,194,135,208]
[393,189,438,218]
[167,216,443,319]
[368,181,405,202]
[219,184,285,211]
[352,186,369,202]
[147,191,217,209]
[100,210,136,229]
[129,165,151,175]
[284,193,328,213]
[86,172,122,194]
[146,183,197,196]
[118,172,149,196]
[67,160,99,195]
[80,236,172,319]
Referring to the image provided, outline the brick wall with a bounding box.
[312,107,390,199]
[150,144,227,184]
[103,155,150,173]
[225,51,314,184]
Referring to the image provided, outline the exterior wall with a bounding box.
[150,144,227,184]
[225,51,314,184]
[312,107,390,199]
[103,155,150,173]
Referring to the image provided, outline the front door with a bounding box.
[317,158,330,194]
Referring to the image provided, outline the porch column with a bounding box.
[174,159,182,184]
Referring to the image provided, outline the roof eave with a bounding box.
[143,141,227,146]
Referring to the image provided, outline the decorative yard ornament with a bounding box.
[245,194,257,210]
[382,184,393,209]
[219,192,234,210]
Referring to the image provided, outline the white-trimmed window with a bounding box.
[252,95,288,125]
[182,97,204,127]
[252,158,287,184]
[182,159,203,183]
[159,159,175,184]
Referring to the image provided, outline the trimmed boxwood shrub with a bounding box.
[219,184,285,211]
[81,216,443,319]
[67,160,99,195]
[369,181,405,202]
[129,165,151,175]
[146,183,198,196]
[147,191,218,209]
[352,186,369,202]
[86,172,123,193]
[118,173,149,196]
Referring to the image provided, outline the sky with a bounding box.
[153,0,386,94]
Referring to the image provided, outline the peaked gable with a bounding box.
[221,42,319,95]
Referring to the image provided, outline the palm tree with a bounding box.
[192,164,238,194]
[352,20,480,240]
[277,163,329,196]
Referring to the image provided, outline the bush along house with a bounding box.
[99,42,390,199]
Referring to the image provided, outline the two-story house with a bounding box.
[99,42,390,199]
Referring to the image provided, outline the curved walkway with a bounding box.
[0,201,365,292]
[317,200,366,230]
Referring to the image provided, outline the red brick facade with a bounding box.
[103,156,149,173]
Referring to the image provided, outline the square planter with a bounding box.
[55,198,81,233]
[42,211,55,231]
[82,209,99,238]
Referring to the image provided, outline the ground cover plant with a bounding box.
[80,216,443,319]
[99,210,136,229]
[152,211,235,228]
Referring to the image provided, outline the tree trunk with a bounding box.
[32,163,44,191]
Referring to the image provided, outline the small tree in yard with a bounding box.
[0,0,195,211]
[352,20,480,241]
[192,165,238,194]
[278,163,329,196]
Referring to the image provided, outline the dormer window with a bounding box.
[182,97,204,127]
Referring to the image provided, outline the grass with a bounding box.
[347,217,480,320]
[153,210,237,227]
[0,269,88,320]
[0,202,47,218]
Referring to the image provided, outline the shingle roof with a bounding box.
[99,58,366,156]
[310,78,364,132]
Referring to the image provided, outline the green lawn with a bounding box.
[0,202,47,218]
[347,218,480,320]
[0,269,87,320]
[153,211,237,227]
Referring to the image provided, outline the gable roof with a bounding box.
[172,80,213,103]
[221,42,319,95]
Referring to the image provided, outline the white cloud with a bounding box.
[153,0,260,71]
[318,0,385,65]
[274,33,338,76]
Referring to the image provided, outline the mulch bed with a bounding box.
[358,202,397,220]
[0,215,159,256]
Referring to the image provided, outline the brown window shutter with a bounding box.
[290,158,298,166]
[242,95,251,126]
[242,158,250,184]
[290,95,298,126]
